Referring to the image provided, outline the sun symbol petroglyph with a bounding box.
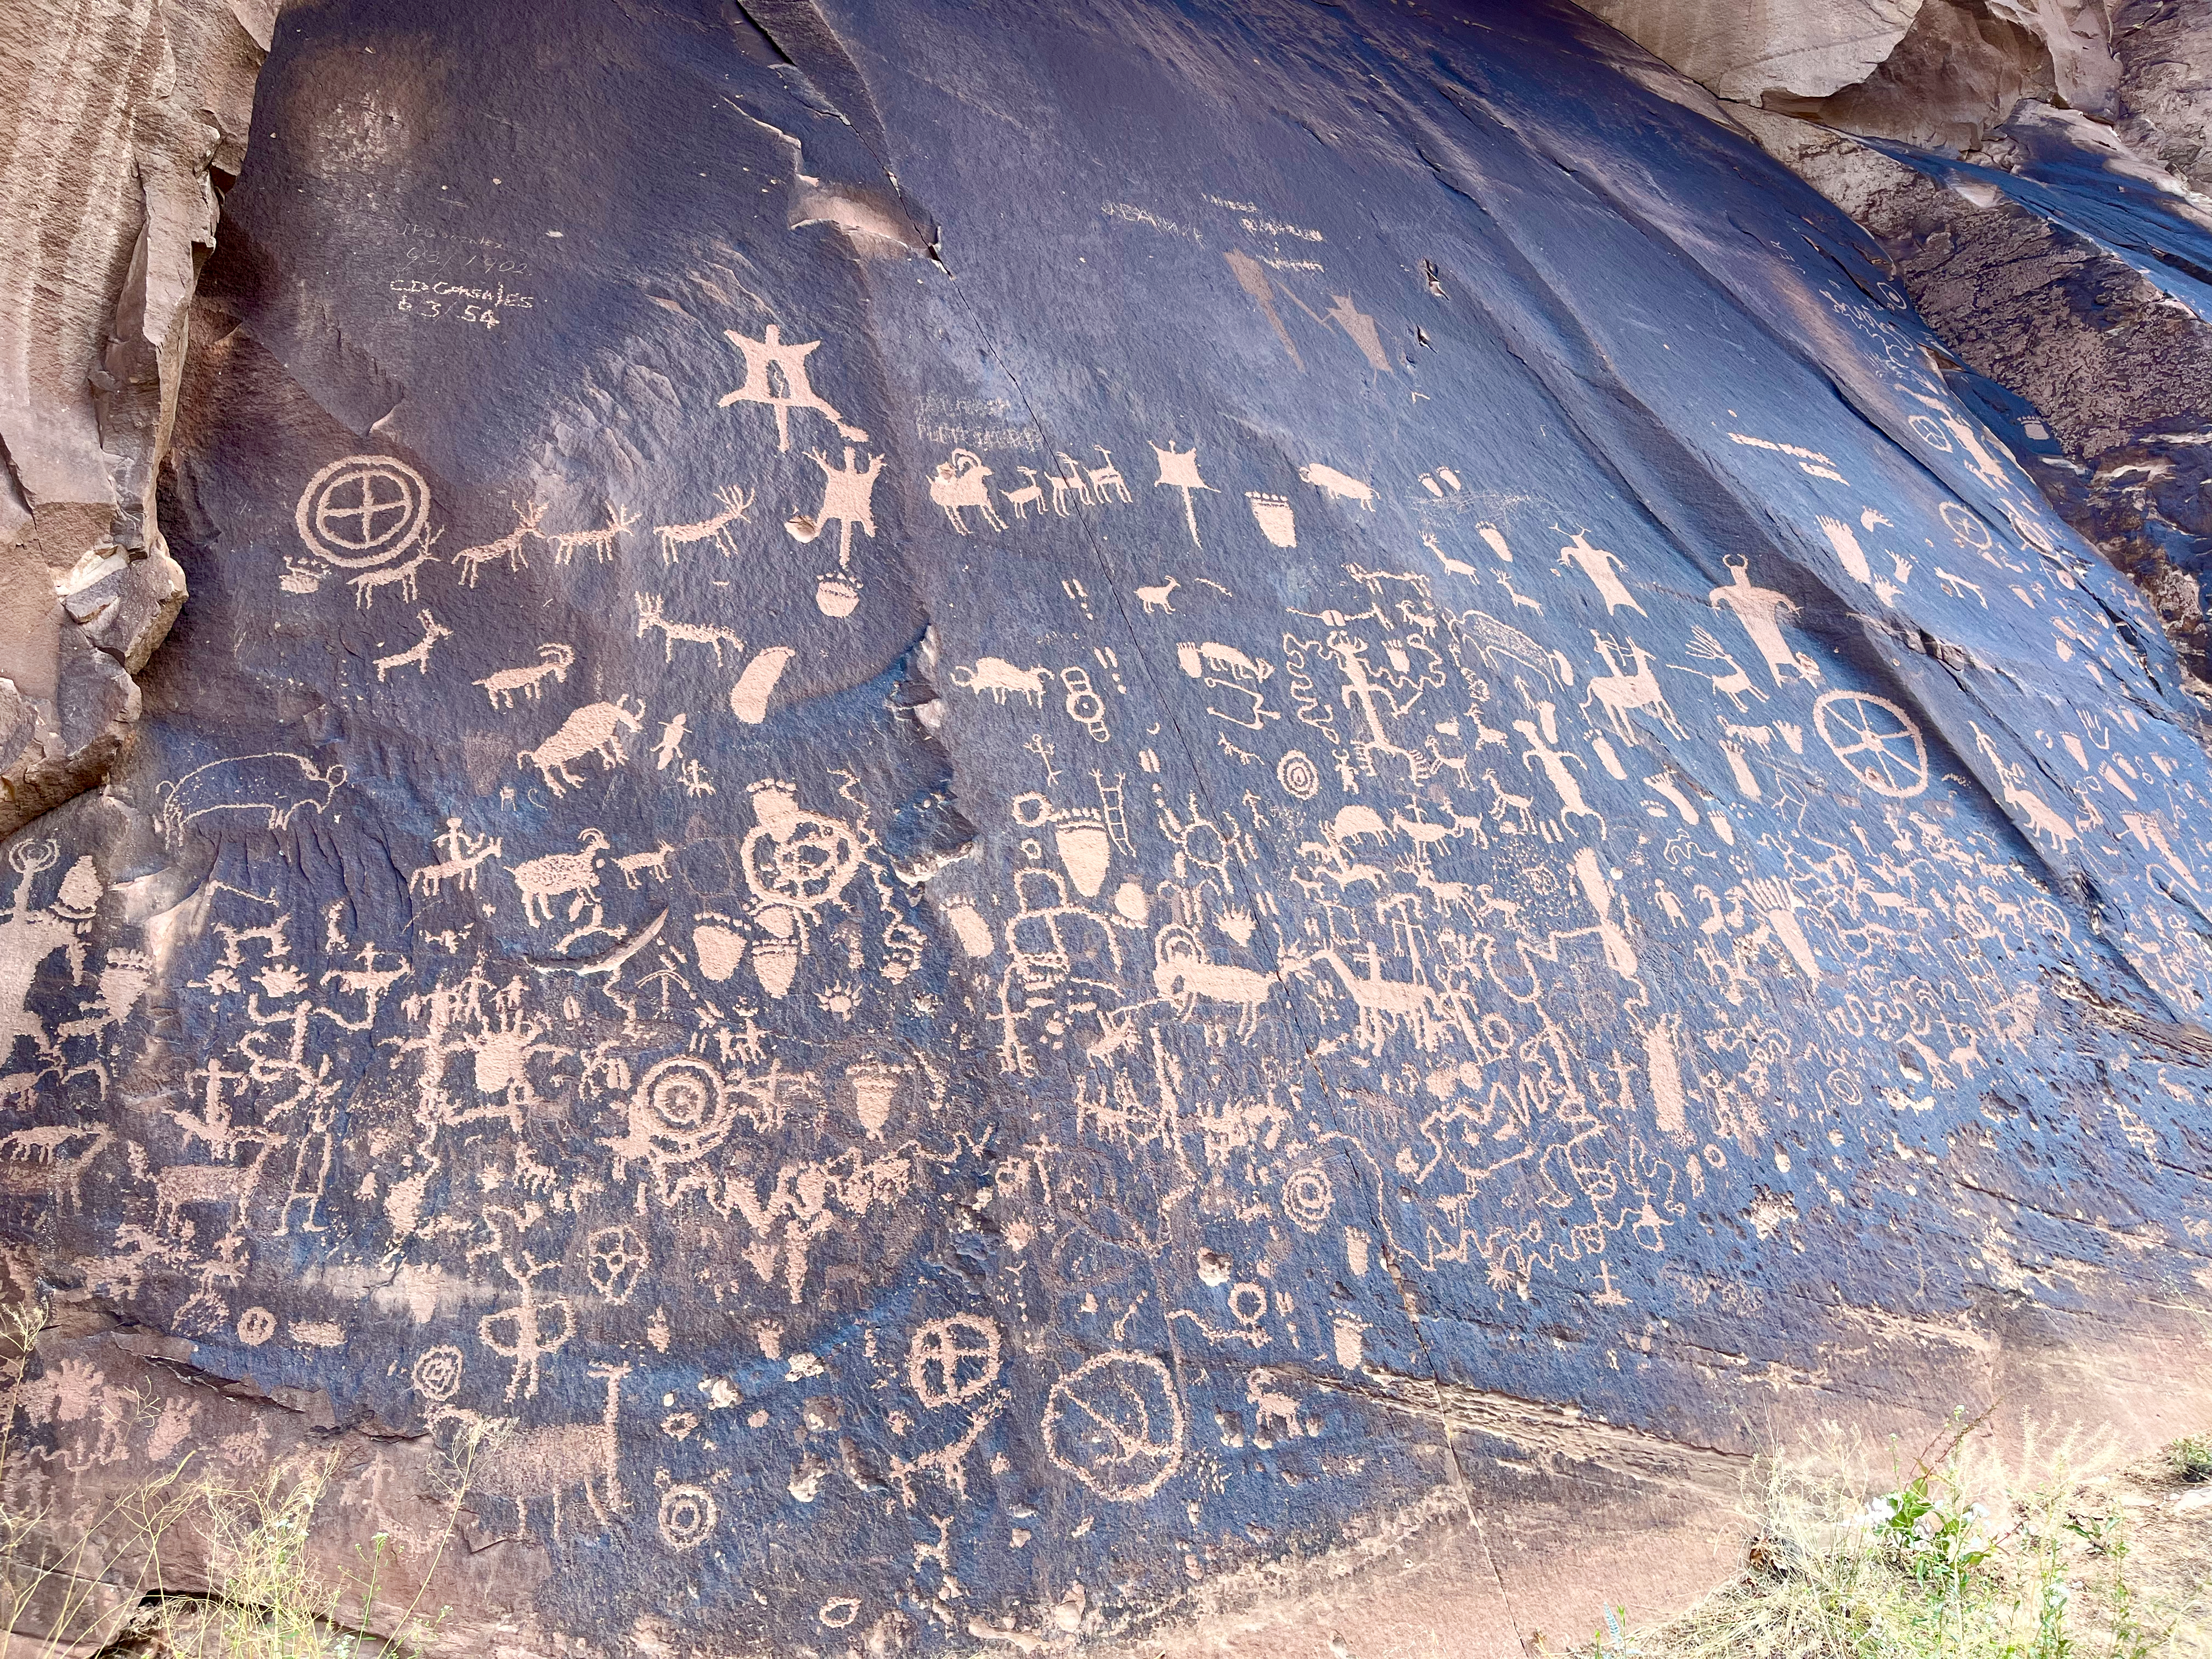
[1815,691,1928,798]
[906,1316,1002,1410]
[294,455,430,569]
[1043,1352,1186,1503]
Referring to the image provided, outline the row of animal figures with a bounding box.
[928,448,1131,533]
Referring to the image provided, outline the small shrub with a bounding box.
[2165,1435,2212,1485]
[1566,1420,2205,1659]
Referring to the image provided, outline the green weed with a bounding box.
[1565,1414,2205,1659]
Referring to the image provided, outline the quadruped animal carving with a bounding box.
[518,701,643,794]
[928,450,1006,534]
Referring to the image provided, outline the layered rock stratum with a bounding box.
[2,2,2209,1656]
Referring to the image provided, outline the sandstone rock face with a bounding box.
[1737,102,2212,685]
[0,0,273,839]
[1578,0,1926,102]
[4,3,2212,1657]
[2115,0,2212,193]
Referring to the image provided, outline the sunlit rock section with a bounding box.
[3,1,2210,1655]
[0,0,273,836]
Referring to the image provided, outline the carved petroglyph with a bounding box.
[635,592,746,666]
[295,455,432,569]
[347,529,442,611]
[476,644,576,709]
[545,503,639,566]
[1153,444,1216,546]
[654,486,754,563]
[719,324,865,452]
[453,500,544,586]
[373,610,452,681]
[929,450,1006,534]
[518,701,643,795]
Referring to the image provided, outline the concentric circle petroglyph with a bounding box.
[410,1345,465,1402]
[658,1483,718,1550]
[1280,1164,1334,1232]
[1277,749,1321,800]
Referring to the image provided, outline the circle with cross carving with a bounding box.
[1043,1352,1185,1503]
[294,455,431,569]
[1814,691,1928,798]
[906,1316,1001,1409]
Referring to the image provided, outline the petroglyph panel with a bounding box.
[2,1,2209,1656]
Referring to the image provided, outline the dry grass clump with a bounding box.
[1566,1416,2212,1659]
[0,1302,469,1659]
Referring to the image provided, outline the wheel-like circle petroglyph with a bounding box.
[907,1316,1002,1409]
[295,455,431,569]
[1814,691,1928,798]
[236,1306,277,1347]
[1043,1352,1185,1503]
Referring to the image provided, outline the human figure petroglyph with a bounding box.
[719,323,864,452]
[1557,531,1642,614]
[1580,634,1686,743]
[509,829,610,927]
[635,592,745,665]
[1710,557,1820,685]
[518,699,641,794]
[654,486,754,563]
[346,529,442,611]
[929,450,1005,533]
[453,500,544,586]
[476,643,575,709]
[373,609,452,681]
[546,502,639,566]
